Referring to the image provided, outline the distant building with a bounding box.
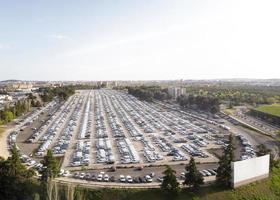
[12,82,33,90]
[167,87,186,99]
[0,94,13,104]
[8,92,28,102]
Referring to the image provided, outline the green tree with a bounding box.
[35,100,42,107]
[3,111,14,122]
[0,145,35,200]
[256,144,277,169]
[184,157,204,190]
[256,144,270,156]
[216,134,235,187]
[40,149,60,200]
[161,165,180,199]
[41,150,60,182]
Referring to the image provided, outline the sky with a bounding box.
[0,0,280,81]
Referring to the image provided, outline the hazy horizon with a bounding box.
[1,0,280,81]
[1,78,280,83]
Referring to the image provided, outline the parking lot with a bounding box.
[12,89,260,175]
[235,110,279,135]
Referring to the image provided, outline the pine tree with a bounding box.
[216,134,235,187]
[41,149,60,182]
[0,145,35,199]
[184,157,204,190]
[40,149,60,200]
[161,165,180,198]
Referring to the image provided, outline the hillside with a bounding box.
[71,175,279,200]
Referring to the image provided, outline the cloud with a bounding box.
[0,44,12,49]
[48,34,69,40]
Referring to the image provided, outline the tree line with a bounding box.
[0,92,44,125]
[0,98,32,125]
[127,86,172,101]
[126,86,221,113]
[39,86,75,102]
[184,84,280,106]
[177,94,220,113]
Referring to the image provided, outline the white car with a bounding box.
[79,173,85,179]
[126,175,133,183]
[63,170,70,177]
[71,161,81,166]
[145,175,153,183]
[97,174,103,181]
[27,160,36,166]
[180,172,185,179]
[103,174,109,182]
[120,175,126,182]
[202,170,211,176]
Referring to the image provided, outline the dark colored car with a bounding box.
[110,176,115,182]
[91,174,96,181]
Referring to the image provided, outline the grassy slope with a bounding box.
[76,177,279,200]
[255,104,280,117]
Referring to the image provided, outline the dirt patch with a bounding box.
[0,127,4,138]
[0,126,11,159]
[208,136,243,161]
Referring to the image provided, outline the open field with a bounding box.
[255,104,280,117]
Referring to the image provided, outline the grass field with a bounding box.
[255,104,280,117]
[223,108,235,115]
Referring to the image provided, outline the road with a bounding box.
[224,121,280,158]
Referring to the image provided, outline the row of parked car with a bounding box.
[26,101,58,143]
[119,97,155,134]
[116,138,140,164]
[102,94,126,138]
[79,94,93,139]
[72,168,218,184]
[94,93,115,164]
[236,134,256,160]
[35,97,76,156]
[53,96,83,155]
[9,100,58,158]
[94,93,109,138]
[70,93,95,166]
[110,94,143,138]
[181,144,208,158]
[71,140,91,166]
[73,171,154,183]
